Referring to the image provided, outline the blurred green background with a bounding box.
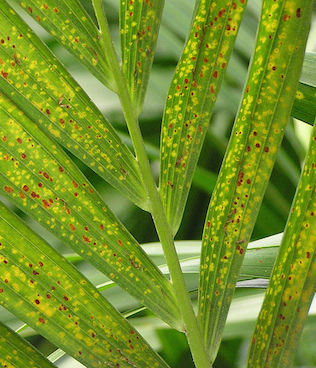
[1,0,316,367]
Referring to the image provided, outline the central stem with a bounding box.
[91,2,212,367]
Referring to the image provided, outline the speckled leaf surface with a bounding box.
[10,0,117,91]
[198,0,313,361]
[120,0,165,115]
[0,202,170,368]
[247,120,316,367]
[159,0,247,234]
[0,321,57,368]
[0,2,150,211]
[292,53,316,125]
[0,92,182,331]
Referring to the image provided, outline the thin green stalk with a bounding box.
[91,1,211,367]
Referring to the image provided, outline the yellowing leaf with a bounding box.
[11,0,117,91]
[0,201,171,368]
[0,1,149,211]
[0,91,182,331]
[120,0,165,115]
[159,0,247,234]
[248,118,316,367]
[198,0,314,361]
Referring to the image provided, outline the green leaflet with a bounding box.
[0,202,170,368]
[0,92,182,331]
[120,0,165,115]
[11,0,116,91]
[292,52,316,125]
[159,0,247,234]
[0,321,57,368]
[0,1,150,211]
[247,119,316,367]
[198,0,313,361]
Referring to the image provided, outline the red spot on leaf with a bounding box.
[1,71,8,79]
[22,185,29,192]
[27,7,33,13]
[4,186,13,193]
[38,317,45,324]
[283,14,290,21]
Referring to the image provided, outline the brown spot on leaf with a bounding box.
[4,186,13,193]
[1,70,8,79]
[296,8,301,18]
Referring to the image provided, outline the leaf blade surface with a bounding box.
[120,0,165,115]
[247,118,316,367]
[0,91,182,330]
[159,0,247,234]
[198,0,314,361]
[0,1,149,210]
[11,0,116,91]
[0,201,170,368]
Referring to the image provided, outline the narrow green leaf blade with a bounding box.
[0,321,57,368]
[0,92,182,331]
[247,119,316,367]
[11,0,116,91]
[159,0,247,234]
[0,201,170,368]
[120,0,165,115]
[198,0,313,361]
[292,53,316,125]
[0,1,149,211]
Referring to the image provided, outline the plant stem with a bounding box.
[91,1,212,368]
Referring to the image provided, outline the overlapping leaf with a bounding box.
[120,0,165,115]
[10,0,117,91]
[0,91,182,330]
[159,0,248,234]
[0,201,170,368]
[0,321,57,368]
[247,118,316,367]
[0,1,150,211]
[292,53,316,125]
[198,0,313,361]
